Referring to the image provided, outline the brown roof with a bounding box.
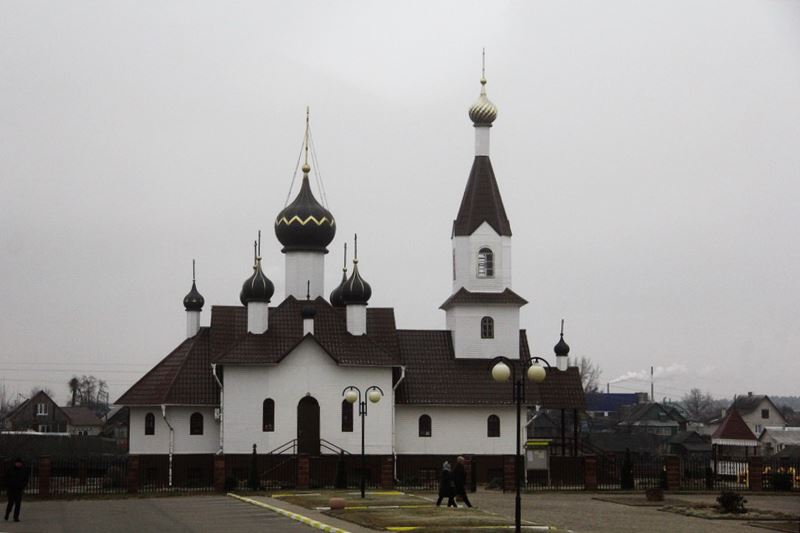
[395,329,585,408]
[118,297,584,410]
[215,298,399,366]
[711,409,758,441]
[117,298,399,405]
[116,329,218,406]
[453,156,512,237]
[440,287,528,310]
[61,407,103,427]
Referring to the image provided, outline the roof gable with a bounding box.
[453,156,511,237]
[439,287,528,310]
[712,409,758,441]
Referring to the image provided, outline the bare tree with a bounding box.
[67,375,110,415]
[681,388,715,421]
[571,357,602,393]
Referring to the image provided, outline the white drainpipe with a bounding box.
[391,366,406,482]
[160,404,174,487]
[211,363,224,454]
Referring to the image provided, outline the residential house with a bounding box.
[0,391,68,433]
[668,430,711,458]
[61,407,104,436]
[759,426,800,456]
[707,393,786,438]
[617,402,687,437]
[102,406,130,452]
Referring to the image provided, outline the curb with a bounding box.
[227,493,352,533]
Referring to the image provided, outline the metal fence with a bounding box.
[49,455,129,496]
[527,456,585,491]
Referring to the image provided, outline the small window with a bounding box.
[477,248,494,278]
[487,415,500,437]
[761,409,769,419]
[419,414,432,437]
[145,412,155,435]
[38,424,50,433]
[481,316,494,339]
[755,424,762,435]
[190,412,203,435]
[263,399,275,432]
[341,399,353,432]
[36,403,47,416]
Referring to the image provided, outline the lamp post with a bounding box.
[343,385,384,498]
[489,355,550,533]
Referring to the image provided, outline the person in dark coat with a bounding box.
[453,456,472,507]
[436,461,456,507]
[4,458,28,522]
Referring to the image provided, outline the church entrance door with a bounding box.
[297,396,320,455]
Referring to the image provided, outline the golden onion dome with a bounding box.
[468,77,497,127]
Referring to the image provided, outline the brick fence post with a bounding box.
[213,454,226,492]
[380,456,394,489]
[38,456,51,498]
[297,454,310,490]
[748,456,763,492]
[127,455,139,494]
[584,455,598,491]
[665,456,681,491]
[503,455,516,493]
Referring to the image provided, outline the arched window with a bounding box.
[487,414,500,437]
[341,399,354,432]
[262,399,275,432]
[477,248,494,278]
[144,412,155,435]
[481,316,494,339]
[418,414,432,437]
[190,412,204,435]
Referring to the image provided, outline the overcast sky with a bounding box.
[1,1,799,405]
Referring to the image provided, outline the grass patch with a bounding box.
[273,490,430,510]
[660,504,799,521]
[326,505,512,529]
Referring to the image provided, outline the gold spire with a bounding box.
[302,106,311,174]
[481,48,487,88]
[469,49,497,126]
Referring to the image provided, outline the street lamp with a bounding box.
[489,355,550,533]
[343,384,384,498]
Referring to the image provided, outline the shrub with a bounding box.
[716,491,747,514]
[769,471,793,491]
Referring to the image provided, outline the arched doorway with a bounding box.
[297,396,320,455]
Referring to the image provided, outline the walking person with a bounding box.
[4,458,28,522]
[436,461,456,507]
[453,456,472,507]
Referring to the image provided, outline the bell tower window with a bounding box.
[481,316,494,339]
[477,248,494,278]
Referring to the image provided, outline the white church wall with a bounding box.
[446,305,520,359]
[129,406,219,455]
[452,222,512,293]
[223,338,394,455]
[394,405,519,455]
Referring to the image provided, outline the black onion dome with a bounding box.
[183,281,204,311]
[240,261,274,304]
[301,304,317,319]
[329,270,347,307]
[554,334,570,357]
[275,172,336,253]
[341,262,372,305]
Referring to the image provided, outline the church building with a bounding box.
[117,71,585,488]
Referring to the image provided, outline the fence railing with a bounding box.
[7,453,799,497]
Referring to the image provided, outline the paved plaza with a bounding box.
[0,495,311,533]
[0,491,797,532]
